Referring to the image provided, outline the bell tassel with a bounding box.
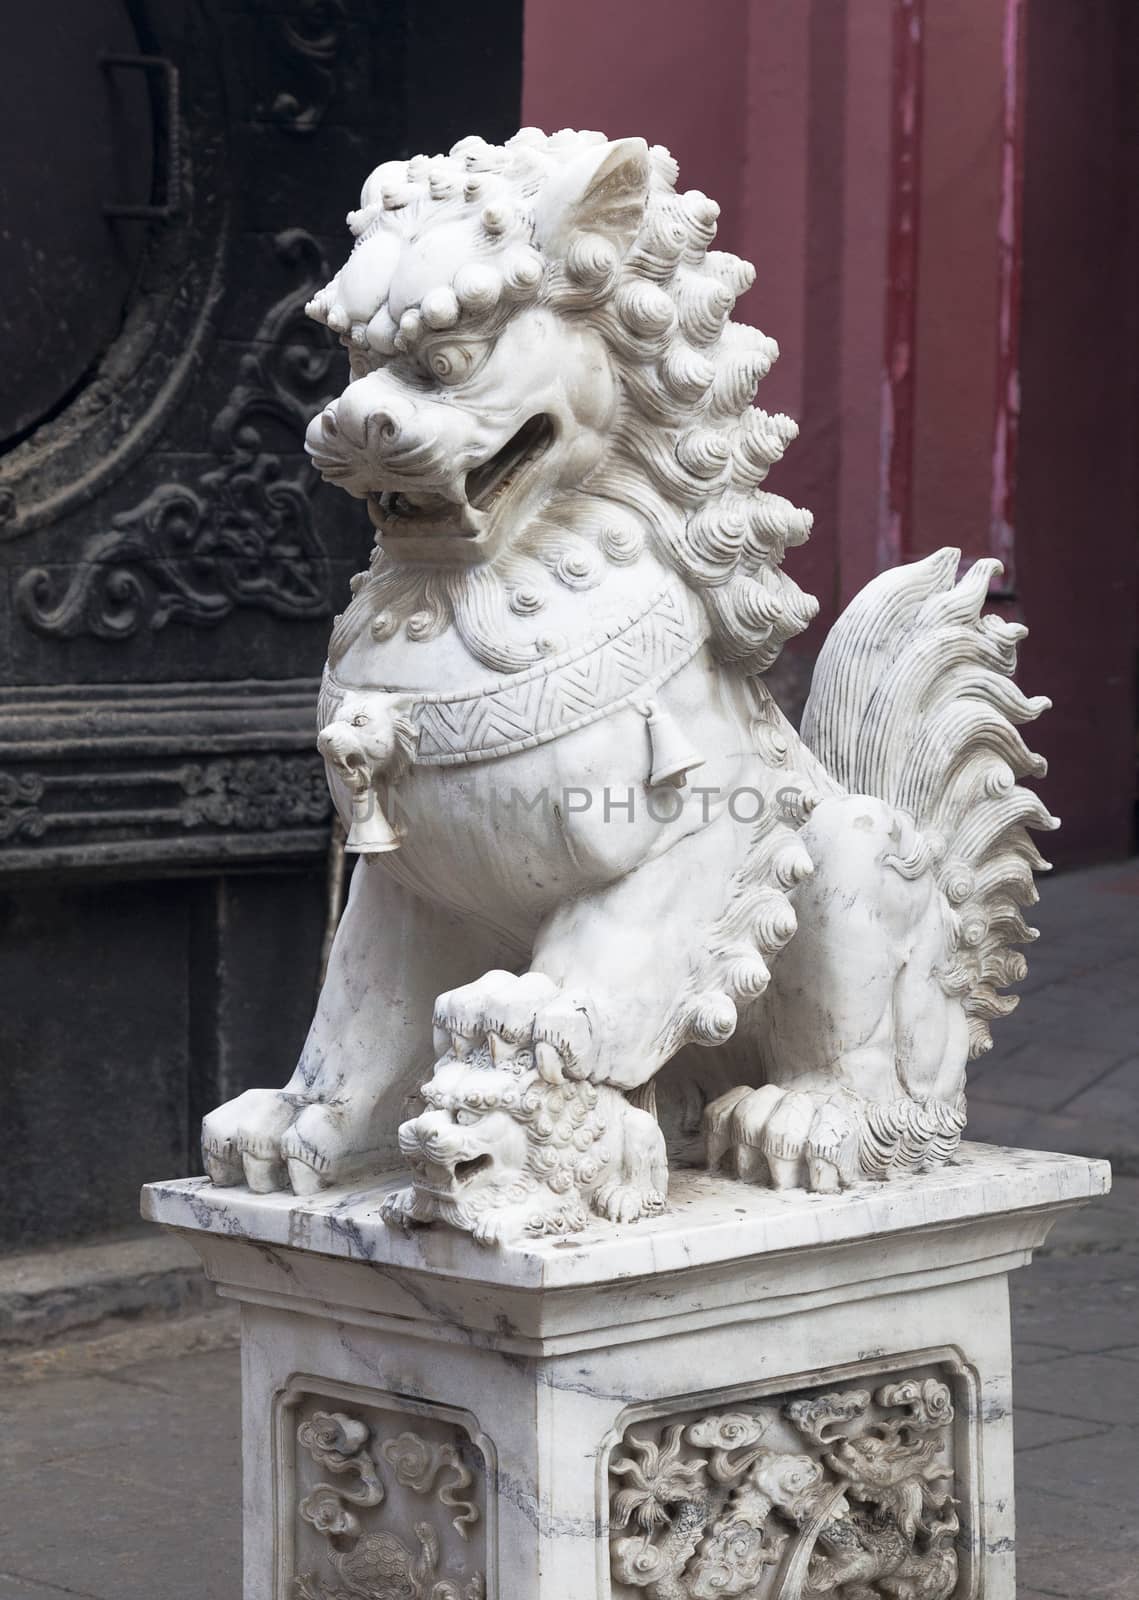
[642,699,705,789]
[344,786,401,853]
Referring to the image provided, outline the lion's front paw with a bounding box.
[202,1089,385,1197]
[704,1084,862,1193]
[432,969,599,1084]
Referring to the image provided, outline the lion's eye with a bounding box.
[351,713,369,728]
[425,342,486,386]
[454,1108,482,1126]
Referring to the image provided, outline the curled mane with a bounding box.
[313,128,817,677]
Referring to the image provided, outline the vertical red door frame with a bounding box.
[881,0,1025,590]
[990,0,1027,596]
[880,0,924,573]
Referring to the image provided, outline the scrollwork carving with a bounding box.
[0,773,46,841]
[16,231,340,641]
[179,756,330,831]
[380,1432,479,1541]
[609,1367,960,1600]
[257,0,349,135]
[293,1396,486,1600]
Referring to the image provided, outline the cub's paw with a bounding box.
[593,1181,655,1225]
[380,1186,436,1230]
[432,969,599,1084]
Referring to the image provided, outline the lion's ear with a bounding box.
[533,137,650,260]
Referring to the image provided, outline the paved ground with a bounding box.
[0,860,1135,1599]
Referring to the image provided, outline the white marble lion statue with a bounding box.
[201,129,1053,1234]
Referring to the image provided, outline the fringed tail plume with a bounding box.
[801,548,1058,1058]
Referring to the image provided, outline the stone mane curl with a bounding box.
[314,127,818,677]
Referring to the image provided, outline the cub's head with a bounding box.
[307,127,817,679]
[395,1051,610,1237]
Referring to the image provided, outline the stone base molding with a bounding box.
[143,1143,1108,1600]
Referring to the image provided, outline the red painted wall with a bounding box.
[522,0,1138,862]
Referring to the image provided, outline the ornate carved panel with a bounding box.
[0,0,526,880]
[0,681,330,873]
[608,1360,968,1600]
[14,230,340,643]
[283,1384,490,1600]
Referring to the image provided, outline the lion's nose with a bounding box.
[316,725,365,774]
[327,374,411,452]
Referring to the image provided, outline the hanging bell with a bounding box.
[345,787,401,853]
[643,699,705,789]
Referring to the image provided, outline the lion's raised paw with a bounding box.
[432,969,598,1084]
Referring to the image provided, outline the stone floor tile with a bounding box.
[1062,1056,1139,1123]
[1012,1406,1109,1452]
[0,1374,186,1470]
[102,1344,241,1400]
[1015,1482,1139,1597]
[967,1040,1132,1114]
[1013,1423,1139,1504]
[960,1101,1038,1147]
[0,1578,104,1600]
[1014,1339,1078,1364]
[1012,1272,1139,1354]
[1012,1353,1139,1428]
[1017,1541,1139,1599]
[0,1462,239,1600]
[1008,992,1139,1055]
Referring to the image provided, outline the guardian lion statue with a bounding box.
[202,129,1054,1238]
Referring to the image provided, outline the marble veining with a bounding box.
[143,1144,1109,1292]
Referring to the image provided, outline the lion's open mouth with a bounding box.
[465,413,554,512]
[366,414,554,542]
[453,1154,493,1185]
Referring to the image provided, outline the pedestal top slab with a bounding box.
[143,1143,1108,1293]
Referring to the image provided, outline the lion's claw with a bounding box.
[704,1084,862,1192]
[432,970,597,1081]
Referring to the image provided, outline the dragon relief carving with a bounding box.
[200,128,1055,1234]
[293,1404,485,1600]
[609,1373,960,1600]
[16,230,341,641]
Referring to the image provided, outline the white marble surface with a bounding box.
[149,1145,1107,1599]
[144,1143,1108,1291]
[201,129,1057,1234]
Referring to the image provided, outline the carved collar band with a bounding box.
[322,581,708,768]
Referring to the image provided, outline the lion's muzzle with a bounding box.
[316,724,369,791]
[397,1109,506,1199]
[305,370,476,513]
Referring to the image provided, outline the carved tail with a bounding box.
[801,547,1058,1058]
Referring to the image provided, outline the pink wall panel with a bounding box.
[521,0,1138,858]
[910,0,1004,566]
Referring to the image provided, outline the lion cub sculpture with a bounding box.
[202,129,1054,1244]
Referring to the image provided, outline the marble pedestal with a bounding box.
[143,1145,1108,1600]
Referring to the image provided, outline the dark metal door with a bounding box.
[0,1,154,446]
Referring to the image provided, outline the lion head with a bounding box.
[392,1051,613,1239]
[306,127,817,682]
